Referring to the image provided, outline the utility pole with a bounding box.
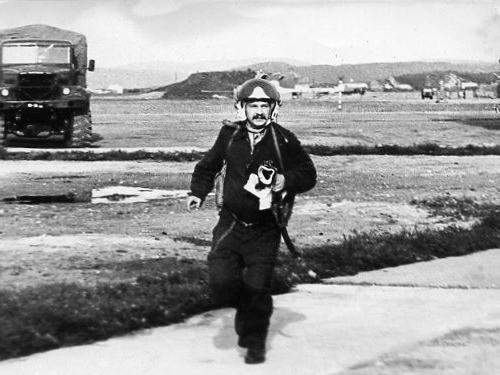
[337,79,344,111]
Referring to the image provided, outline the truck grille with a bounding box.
[17,72,58,100]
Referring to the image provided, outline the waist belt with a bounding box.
[223,207,271,228]
[231,212,262,228]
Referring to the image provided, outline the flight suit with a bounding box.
[190,120,316,350]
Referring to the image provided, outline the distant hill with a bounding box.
[244,61,498,85]
[88,60,498,90]
[88,58,310,90]
[161,70,255,99]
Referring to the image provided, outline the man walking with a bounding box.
[187,78,316,364]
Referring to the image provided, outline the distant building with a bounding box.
[440,73,479,99]
[107,84,124,95]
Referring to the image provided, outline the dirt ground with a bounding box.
[1,153,499,290]
[1,96,500,290]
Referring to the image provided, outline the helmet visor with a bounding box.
[237,79,280,102]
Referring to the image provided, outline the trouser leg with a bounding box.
[235,224,280,350]
[235,263,275,349]
[207,218,241,307]
[208,215,280,350]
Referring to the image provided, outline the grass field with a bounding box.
[88,95,500,149]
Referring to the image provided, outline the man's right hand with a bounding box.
[187,195,202,210]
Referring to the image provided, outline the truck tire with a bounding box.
[66,115,92,148]
[0,117,5,147]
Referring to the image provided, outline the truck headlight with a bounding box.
[1,88,9,97]
[62,87,71,95]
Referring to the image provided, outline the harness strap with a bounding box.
[270,125,284,172]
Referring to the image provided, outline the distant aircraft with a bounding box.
[383,77,413,92]
[308,86,341,97]
[254,71,368,99]
[339,81,369,95]
[308,82,368,97]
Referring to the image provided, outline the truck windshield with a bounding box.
[1,43,71,65]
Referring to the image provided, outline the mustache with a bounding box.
[252,114,268,120]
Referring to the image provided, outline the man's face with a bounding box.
[244,100,272,129]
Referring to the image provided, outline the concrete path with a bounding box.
[1,249,500,375]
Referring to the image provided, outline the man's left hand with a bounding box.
[272,174,285,191]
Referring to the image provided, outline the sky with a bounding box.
[0,0,499,68]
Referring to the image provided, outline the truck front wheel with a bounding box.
[0,117,5,147]
[65,115,92,148]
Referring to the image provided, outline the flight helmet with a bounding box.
[234,78,282,122]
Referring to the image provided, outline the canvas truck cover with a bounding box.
[0,24,88,70]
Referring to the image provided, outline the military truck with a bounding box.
[421,87,435,100]
[0,24,95,147]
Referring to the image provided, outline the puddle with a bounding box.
[91,186,190,204]
[2,186,193,204]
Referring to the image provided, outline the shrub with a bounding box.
[411,195,499,219]
[0,259,214,359]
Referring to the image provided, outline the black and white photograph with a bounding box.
[1,0,500,373]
